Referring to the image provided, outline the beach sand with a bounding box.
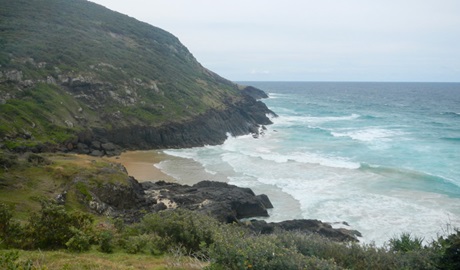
[104,149,303,222]
[105,150,176,182]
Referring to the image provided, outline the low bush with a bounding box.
[388,232,423,253]
[2,202,460,269]
[98,230,114,253]
[206,226,341,270]
[1,199,95,250]
[65,227,92,252]
[0,203,23,248]
[436,229,460,270]
[138,209,219,253]
[0,250,46,270]
[122,234,152,254]
[23,200,94,249]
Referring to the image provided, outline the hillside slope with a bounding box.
[0,0,273,154]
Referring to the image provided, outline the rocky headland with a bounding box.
[1,0,360,244]
[63,167,361,242]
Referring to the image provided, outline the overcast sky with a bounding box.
[90,0,460,82]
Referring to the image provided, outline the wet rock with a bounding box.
[256,194,273,208]
[248,219,361,242]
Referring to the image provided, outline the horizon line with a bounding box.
[235,80,460,83]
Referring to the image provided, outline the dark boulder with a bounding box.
[241,86,269,100]
[140,180,273,223]
[248,219,362,242]
[256,194,273,208]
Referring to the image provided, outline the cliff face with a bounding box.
[69,95,274,155]
[0,0,274,153]
[100,97,273,150]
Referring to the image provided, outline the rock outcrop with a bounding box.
[97,96,275,151]
[241,85,269,100]
[140,180,272,223]
[248,219,362,242]
[69,176,361,242]
[58,93,275,156]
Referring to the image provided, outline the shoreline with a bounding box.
[105,150,176,183]
[102,148,304,223]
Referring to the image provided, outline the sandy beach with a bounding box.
[105,150,176,182]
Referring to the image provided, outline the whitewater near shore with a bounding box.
[110,82,460,245]
[151,82,460,246]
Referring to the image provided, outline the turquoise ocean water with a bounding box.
[157,82,460,245]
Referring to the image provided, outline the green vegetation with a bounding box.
[6,0,459,269]
[0,83,80,148]
[0,0,245,150]
[1,202,460,269]
[0,151,131,220]
[0,249,185,270]
[1,151,459,269]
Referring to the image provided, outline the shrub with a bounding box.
[23,199,94,250]
[122,234,152,254]
[0,203,23,248]
[98,230,114,253]
[113,217,125,233]
[0,250,46,270]
[437,229,460,270]
[66,227,91,252]
[138,209,219,253]
[264,230,438,270]
[206,225,337,270]
[388,233,423,253]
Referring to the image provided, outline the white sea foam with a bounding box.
[267,93,287,99]
[163,149,198,159]
[254,166,460,245]
[331,127,406,142]
[245,150,360,169]
[159,125,460,246]
[274,113,360,126]
[158,82,460,247]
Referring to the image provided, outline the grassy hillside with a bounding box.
[0,0,247,150]
[0,151,130,219]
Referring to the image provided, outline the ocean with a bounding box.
[155,81,460,246]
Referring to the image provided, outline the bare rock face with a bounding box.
[241,85,269,100]
[67,176,361,242]
[98,95,276,150]
[5,70,23,82]
[140,180,273,223]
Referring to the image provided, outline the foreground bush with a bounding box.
[0,200,94,250]
[0,203,22,248]
[2,203,460,269]
[137,209,220,254]
[0,250,46,270]
[206,225,340,270]
[276,231,440,270]
[388,233,423,253]
[436,229,460,270]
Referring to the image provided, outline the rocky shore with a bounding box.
[18,86,276,158]
[69,172,361,242]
